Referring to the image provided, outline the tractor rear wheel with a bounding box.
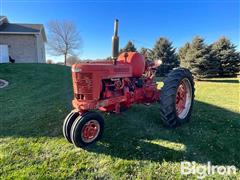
[63,111,80,143]
[160,68,195,127]
[70,111,104,148]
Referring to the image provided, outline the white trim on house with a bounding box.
[0,31,47,42]
[39,26,47,42]
[0,32,41,35]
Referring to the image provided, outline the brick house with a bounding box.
[0,16,47,63]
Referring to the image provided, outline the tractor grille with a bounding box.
[75,73,93,100]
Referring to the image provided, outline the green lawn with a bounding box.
[0,64,239,179]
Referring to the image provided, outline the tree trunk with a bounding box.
[64,53,67,65]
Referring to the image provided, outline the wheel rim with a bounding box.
[175,78,192,119]
[81,120,100,143]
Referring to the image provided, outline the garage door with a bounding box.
[0,45,9,63]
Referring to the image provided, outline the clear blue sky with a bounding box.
[1,0,239,62]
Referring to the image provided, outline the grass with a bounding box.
[0,64,239,179]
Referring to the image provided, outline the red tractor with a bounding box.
[63,20,195,148]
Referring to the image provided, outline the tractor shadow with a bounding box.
[87,100,240,168]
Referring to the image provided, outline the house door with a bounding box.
[0,45,9,63]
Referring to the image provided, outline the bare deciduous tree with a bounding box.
[66,56,80,66]
[46,59,53,64]
[47,20,82,65]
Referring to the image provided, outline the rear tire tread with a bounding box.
[160,68,195,128]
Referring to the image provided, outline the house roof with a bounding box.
[0,16,9,25]
[0,16,7,20]
[0,23,43,33]
[0,16,47,42]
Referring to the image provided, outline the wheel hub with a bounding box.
[81,120,100,143]
[176,78,192,119]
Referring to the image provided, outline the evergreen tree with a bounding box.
[152,37,179,66]
[205,45,221,77]
[179,42,190,67]
[120,41,137,53]
[151,37,179,76]
[139,47,148,57]
[210,37,240,76]
[139,47,154,60]
[184,36,212,78]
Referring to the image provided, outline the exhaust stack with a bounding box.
[112,19,119,65]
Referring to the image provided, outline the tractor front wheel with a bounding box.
[70,111,105,148]
[63,111,80,143]
[160,68,195,127]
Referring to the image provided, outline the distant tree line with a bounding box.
[179,36,239,78]
[120,37,240,78]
